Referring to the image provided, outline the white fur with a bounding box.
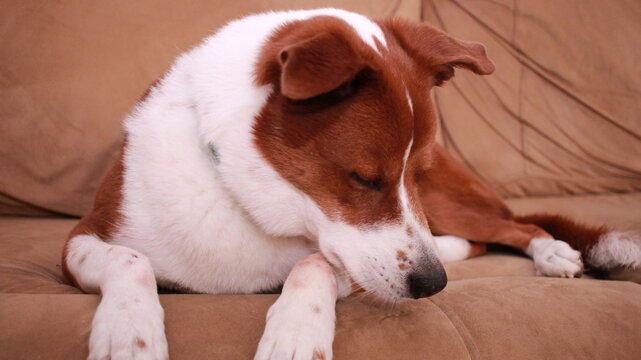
[526,237,583,278]
[590,231,641,269]
[255,254,348,360]
[434,235,473,263]
[66,235,168,360]
[404,86,414,115]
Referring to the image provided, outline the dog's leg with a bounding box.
[516,214,641,275]
[433,235,487,263]
[419,144,583,277]
[65,234,168,360]
[254,253,349,360]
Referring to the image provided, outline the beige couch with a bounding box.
[2,1,640,359]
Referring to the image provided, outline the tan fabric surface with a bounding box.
[3,219,641,359]
[445,253,534,281]
[429,277,641,360]
[2,278,641,360]
[0,217,80,294]
[506,192,641,231]
[0,0,420,217]
[0,293,472,360]
[424,0,641,199]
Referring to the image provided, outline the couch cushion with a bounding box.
[2,278,641,360]
[428,277,641,360]
[3,219,641,359]
[0,217,81,294]
[506,192,641,231]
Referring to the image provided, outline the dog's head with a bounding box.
[243,13,493,300]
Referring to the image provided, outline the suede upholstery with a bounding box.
[1,1,640,359]
[2,217,641,360]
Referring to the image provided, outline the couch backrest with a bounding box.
[2,0,639,218]
[424,0,641,200]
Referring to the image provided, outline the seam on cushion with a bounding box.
[427,297,479,360]
[503,191,641,200]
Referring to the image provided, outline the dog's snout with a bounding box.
[407,268,447,299]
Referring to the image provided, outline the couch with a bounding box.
[2,1,640,359]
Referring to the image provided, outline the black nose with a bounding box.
[407,269,448,299]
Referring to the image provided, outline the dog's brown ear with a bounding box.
[388,20,495,86]
[278,32,363,100]
[428,37,495,86]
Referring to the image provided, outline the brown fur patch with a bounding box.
[417,142,608,268]
[351,281,365,294]
[62,139,127,286]
[313,350,326,360]
[254,17,416,227]
[396,250,408,262]
[417,145,550,251]
[515,214,607,266]
[405,226,414,237]
[254,18,494,231]
[467,242,487,258]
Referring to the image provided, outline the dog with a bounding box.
[62,8,641,360]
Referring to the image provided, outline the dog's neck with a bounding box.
[208,142,220,165]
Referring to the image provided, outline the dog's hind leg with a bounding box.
[64,234,168,360]
[516,214,641,276]
[254,253,350,360]
[433,235,487,263]
[418,145,584,277]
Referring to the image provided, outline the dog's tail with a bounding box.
[514,214,641,273]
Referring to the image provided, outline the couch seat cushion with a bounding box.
[2,278,641,360]
[2,217,641,359]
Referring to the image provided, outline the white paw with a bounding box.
[527,237,583,278]
[434,235,471,263]
[254,299,334,360]
[89,293,168,360]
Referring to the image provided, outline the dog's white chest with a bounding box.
[113,78,312,293]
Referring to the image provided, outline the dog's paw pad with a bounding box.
[528,238,583,278]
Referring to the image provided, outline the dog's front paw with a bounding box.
[527,237,583,278]
[254,299,334,360]
[89,293,168,360]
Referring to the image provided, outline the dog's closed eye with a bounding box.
[350,172,382,191]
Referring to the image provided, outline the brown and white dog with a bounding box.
[62,8,641,360]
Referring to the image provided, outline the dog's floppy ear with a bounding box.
[389,20,495,86]
[278,32,363,100]
[428,36,495,86]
